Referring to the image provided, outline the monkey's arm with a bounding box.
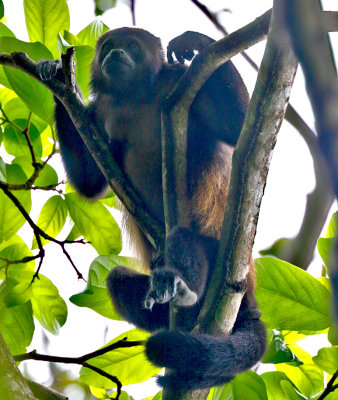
[38,60,108,198]
[167,31,249,147]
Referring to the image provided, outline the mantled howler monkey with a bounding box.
[38,28,266,392]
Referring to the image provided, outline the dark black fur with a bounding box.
[38,28,266,392]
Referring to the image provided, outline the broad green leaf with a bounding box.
[326,211,337,237]
[94,0,117,15]
[0,37,54,124]
[313,347,338,375]
[101,191,117,208]
[261,371,307,400]
[0,157,5,181]
[24,0,70,58]
[0,22,15,38]
[276,348,324,399]
[208,372,267,400]
[66,223,81,242]
[317,238,336,269]
[151,393,162,400]
[12,157,58,188]
[40,126,55,157]
[0,235,35,280]
[4,119,42,159]
[7,271,67,334]
[70,255,143,319]
[0,1,4,19]
[77,19,109,48]
[256,257,330,331]
[279,381,307,400]
[3,97,48,133]
[282,331,307,344]
[65,193,122,255]
[0,281,34,355]
[0,87,16,106]
[0,164,31,243]
[63,31,81,46]
[80,329,158,388]
[263,330,302,366]
[32,196,67,248]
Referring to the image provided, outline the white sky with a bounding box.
[1,1,338,399]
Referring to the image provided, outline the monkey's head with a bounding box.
[91,27,164,98]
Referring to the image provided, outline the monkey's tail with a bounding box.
[145,318,266,392]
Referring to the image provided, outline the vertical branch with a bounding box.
[279,0,338,328]
[0,333,35,400]
[197,3,298,334]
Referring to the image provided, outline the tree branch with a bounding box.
[14,339,145,400]
[0,180,86,280]
[279,0,338,327]
[0,332,35,400]
[317,369,338,400]
[197,2,298,334]
[26,379,69,400]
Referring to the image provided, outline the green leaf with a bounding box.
[276,346,324,399]
[263,330,303,366]
[32,196,67,248]
[261,371,307,400]
[317,238,336,269]
[63,31,81,46]
[65,193,122,255]
[77,18,109,48]
[256,257,331,331]
[0,22,15,38]
[70,255,143,319]
[0,157,5,181]
[80,329,159,388]
[3,97,48,134]
[0,37,54,124]
[66,223,81,242]
[208,372,267,400]
[13,157,58,188]
[0,164,31,243]
[0,235,35,280]
[279,381,307,400]
[0,281,34,355]
[24,0,70,58]
[4,119,42,159]
[7,272,67,334]
[313,347,338,375]
[0,1,4,19]
[326,211,338,238]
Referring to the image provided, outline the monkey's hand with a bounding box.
[144,269,197,310]
[37,59,62,81]
[167,31,214,64]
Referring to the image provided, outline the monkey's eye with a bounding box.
[101,41,113,54]
[128,41,139,53]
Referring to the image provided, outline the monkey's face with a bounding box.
[99,39,138,81]
[91,28,164,96]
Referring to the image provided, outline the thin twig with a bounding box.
[15,339,145,400]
